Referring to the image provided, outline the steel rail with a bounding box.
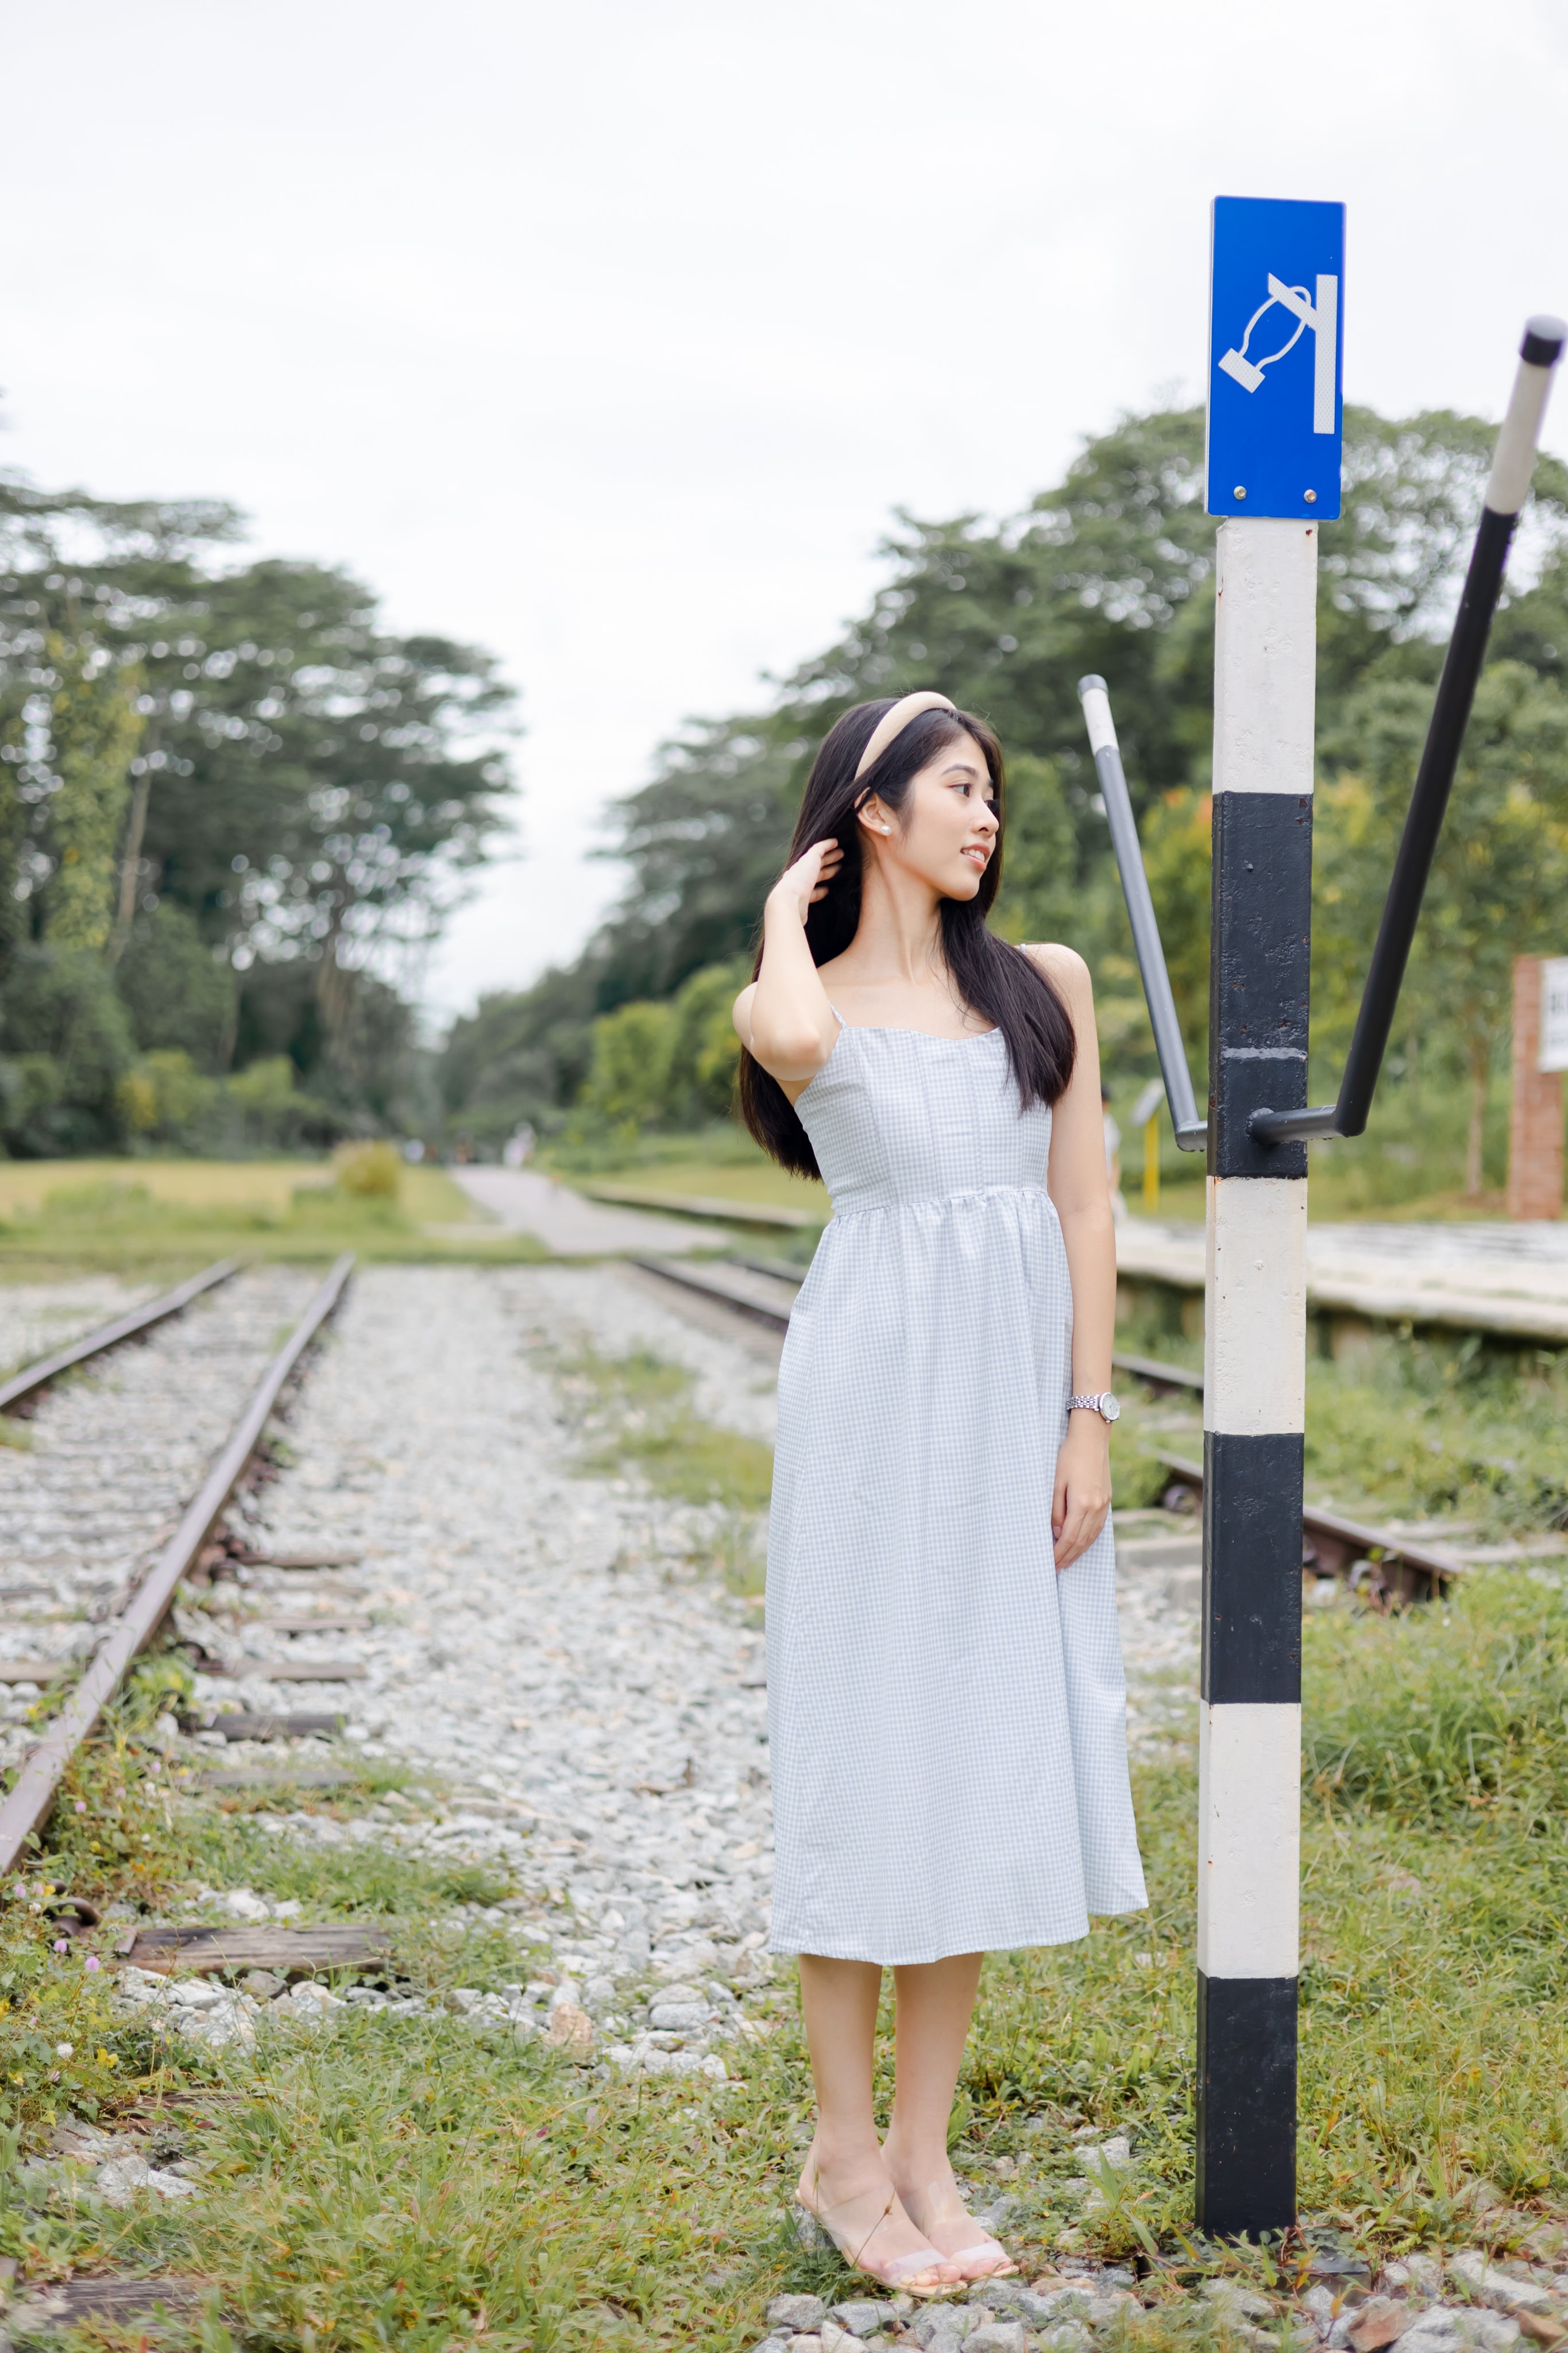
[637,1255,1210,1398]
[0,1253,354,1874]
[0,1260,240,1415]
[1152,1450,1464,1600]
[631,1255,1465,1601]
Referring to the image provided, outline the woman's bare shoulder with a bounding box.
[1020,940,1092,996]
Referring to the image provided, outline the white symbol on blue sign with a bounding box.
[1219,273,1338,433]
[1207,195,1345,520]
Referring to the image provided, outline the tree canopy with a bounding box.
[0,476,518,1152]
[442,398,1568,1164]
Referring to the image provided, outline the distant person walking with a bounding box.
[733,693,1146,2296]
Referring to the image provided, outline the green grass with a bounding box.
[5,1570,1567,2351]
[1112,1295,1568,1541]
[552,1344,774,1596]
[5,1330,1568,2346]
[0,1163,549,1271]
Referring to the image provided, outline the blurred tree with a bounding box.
[665,956,751,1124]
[1316,661,1568,1198]
[578,1000,675,1139]
[39,636,144,948]
[1137,787,1215,1062]
[0,478,517,1101]
[115,904,237,1070]
[589,404,1568,1000]
[0,943,133,1154]
[438,958,606,1147]
[435,400,1568,1143]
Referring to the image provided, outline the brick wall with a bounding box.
[1507,955,1564,1222]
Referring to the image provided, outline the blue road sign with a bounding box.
[1207,196,1345,520]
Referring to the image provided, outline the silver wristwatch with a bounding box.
[1068,1391,1121,1424]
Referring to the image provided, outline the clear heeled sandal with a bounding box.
[795,2165,962,2298]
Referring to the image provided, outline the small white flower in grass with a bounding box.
[55,2043,72,2058]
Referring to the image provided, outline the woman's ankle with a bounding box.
[883,2141,959,2205]
[799,2134,890,2197]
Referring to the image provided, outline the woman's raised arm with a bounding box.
[732,839,844,1083]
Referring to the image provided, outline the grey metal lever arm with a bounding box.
[1076,677,1207,1151]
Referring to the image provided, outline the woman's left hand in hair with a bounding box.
[1052,1416,1112,1569]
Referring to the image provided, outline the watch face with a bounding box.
[1102,1393,1121,1422]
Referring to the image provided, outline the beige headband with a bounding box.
[853,690,956,782]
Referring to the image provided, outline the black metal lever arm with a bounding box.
[1250,316,1566,1148]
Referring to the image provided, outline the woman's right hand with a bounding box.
[768,837,843,927]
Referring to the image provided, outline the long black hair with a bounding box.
[737,699,1078,1179]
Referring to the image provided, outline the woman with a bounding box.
[733,692,1146,2297]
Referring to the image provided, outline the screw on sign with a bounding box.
[1079,194,1565,2241]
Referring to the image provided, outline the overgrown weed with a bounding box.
[1111,1298,1568,1537]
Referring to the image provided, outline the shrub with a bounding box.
[0,944,133,1153]
[578,1000,675,1135]
[114,902,236,1069]
[331,1140,401,1199]
[115,1048,213,1145]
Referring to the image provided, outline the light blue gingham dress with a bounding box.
[766,1017,1148,1965]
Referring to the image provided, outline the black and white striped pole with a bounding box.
[1079,189,1563,2244]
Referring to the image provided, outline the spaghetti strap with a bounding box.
[825,1000,847,1029]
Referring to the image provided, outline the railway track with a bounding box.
[0,1256,354,1869]
[630,1252,1470,1602]
[0,1260,241,1416]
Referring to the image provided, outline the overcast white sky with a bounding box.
[4,0,1566,1023]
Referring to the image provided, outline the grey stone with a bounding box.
[832,2306,900,2339]
[973,2281,1028,2315]
[1087,2293,1142,2329]
[965,2328,1026,2353]
[648,2001,709,2032]
[1203,2283,1275,2323]
[1032,2291,1092,2323]
[1460,2319,1520,2352]
[916,2329,967,2353]
[770,2298,829,2333]
[913,2312,971,2352]
[94,2155,200,2207]
[1449,2258,1552,2316]
[973,2195,1021,2235]
[1384,2265,1443,2306]
[1395,2310,1467,2353]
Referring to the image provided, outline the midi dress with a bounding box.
[766,1016,1148,1967]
